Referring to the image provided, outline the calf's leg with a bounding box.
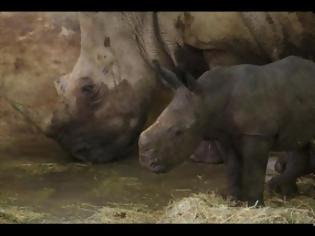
[268,146,310,196]
[274,152,289,174]
[223,143,242,201]
[238,135,271,206]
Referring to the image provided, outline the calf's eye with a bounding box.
[175,130,183,136]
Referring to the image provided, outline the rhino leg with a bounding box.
[274,152,288,174]
[238,135,270,206]
[268,147,311,196]
[275,150,315,175]
[223,143,242,201]
[190,140,224,164]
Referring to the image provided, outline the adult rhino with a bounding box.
[47,12,315,163]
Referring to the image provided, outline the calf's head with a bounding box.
[139,61,205,173]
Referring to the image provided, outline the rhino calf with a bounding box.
[139,56,315,206]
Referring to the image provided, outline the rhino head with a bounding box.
[139,61,206,173]
[47,12,159,163]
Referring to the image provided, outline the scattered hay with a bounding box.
[158,193,315,224]
[0,206,47,223]
[85,204,159,224]
[1,192,315,223]
[67,191,315,224]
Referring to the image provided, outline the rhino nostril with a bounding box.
[150,162,167,173]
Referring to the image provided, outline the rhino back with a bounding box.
[181,12,315,66]
[221,57,315,147]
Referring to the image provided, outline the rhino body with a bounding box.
[48,12,315,163]
[139,56,315,205]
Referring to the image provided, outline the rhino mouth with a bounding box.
[47,113,145,163]
[149,163,168,173]
[69,141,135,163]
[53,131,138,163]
[139,150,170,173]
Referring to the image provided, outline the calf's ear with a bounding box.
[152,60,184,90]
[176,63,201,93]
[184,72,201,93]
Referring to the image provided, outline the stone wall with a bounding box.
[0,12,80,150]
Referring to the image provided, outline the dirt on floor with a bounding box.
[0,130,314,224]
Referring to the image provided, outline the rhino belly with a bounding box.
[273,113,315,150]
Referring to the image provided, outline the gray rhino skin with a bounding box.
[272,145,315,195]
[139,56,315,206]
[48,12,315,163]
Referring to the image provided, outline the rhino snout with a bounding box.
[149,163,167,173]
[139,152,167,173]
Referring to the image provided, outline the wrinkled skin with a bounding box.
[48,12,315,163]
[49,78,146,162]
[139,56,315,206]
[47,13,157,162]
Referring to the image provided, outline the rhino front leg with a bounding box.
[223,143,242,201]
[274,152,288,174]
[239,135,271,206]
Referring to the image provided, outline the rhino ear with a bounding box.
[152,60,184,90]
[184,72,201,93]
[176,63,200,93]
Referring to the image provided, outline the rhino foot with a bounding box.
[217,185,243,206]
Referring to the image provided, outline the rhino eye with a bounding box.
[175,130,183,136]
[81,84,95,95]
